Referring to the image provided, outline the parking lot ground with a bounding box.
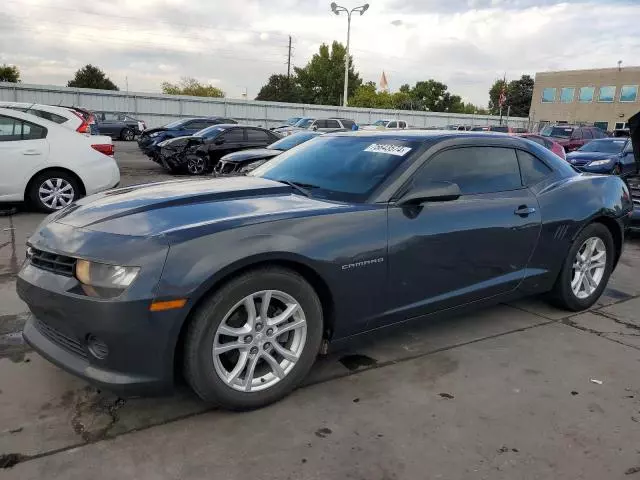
[1,141,640,478]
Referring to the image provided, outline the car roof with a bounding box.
[0,101,78,119]
[0,107,68,129]
[327,129,530,142]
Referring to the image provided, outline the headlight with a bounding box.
[149,132,160,138]
[75,259,139,289]
[588,159,613,166]
[241,160,268,172]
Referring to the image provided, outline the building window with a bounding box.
[593,121,609,131]
[598,86,616,102]
[578,86,595,103]
[541,88,556,103]
[620,85,638,102]
[560,87,575,103]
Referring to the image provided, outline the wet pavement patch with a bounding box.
[68,387,127,442]
[314,427,332,438]
[604,287,633,301]
[439,393,455,399]
[339,354,378,371]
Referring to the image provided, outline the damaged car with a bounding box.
[215,130,323,175]
[157,125,280,175]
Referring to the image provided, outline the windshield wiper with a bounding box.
[276,180,320,197]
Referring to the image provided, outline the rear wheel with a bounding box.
[183,267,323,410]
[550,223,614,311]
[186,155,208,175]
[120,128,134,141]
[28,171,81,213]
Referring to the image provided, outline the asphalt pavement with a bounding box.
[1,142,639,478]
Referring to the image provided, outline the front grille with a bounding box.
[29,247,75,277]
[216,161,238,175]
[34,318,87,359]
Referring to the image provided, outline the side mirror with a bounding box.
[214,138,224,145]
[312,125,318,131]
[398,181,461,206]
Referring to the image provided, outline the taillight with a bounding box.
[71,110,91,134]
[92,144,114,156]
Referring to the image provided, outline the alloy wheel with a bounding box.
[212,290,307,392]
[187,157,206,175]
[571,237,607,299]
[123,129,134,141]
[38,178,75,210]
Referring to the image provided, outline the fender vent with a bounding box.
[554,224,569,240]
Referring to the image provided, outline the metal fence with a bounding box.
[0,82,529,130]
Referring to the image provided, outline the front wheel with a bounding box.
[550,223,614,311]
[183,267,323,410]
[120,128,134,141]
[612,164,622,176]
[186,155,208,175]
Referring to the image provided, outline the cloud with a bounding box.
[0,0,639,107]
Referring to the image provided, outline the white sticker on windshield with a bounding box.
[364,143,412,156]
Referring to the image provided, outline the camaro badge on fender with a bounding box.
[341,258,385,270]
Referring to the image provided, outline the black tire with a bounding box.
[183,267,323,410]
[550,223,615,311]
[612,164,622,176]
[120,128,134,141]
[28,170,82,213]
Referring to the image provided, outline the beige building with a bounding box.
[530,66,640,132]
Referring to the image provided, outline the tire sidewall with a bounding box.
[185,269,323,410]
[121,128,133,141]
[558,223,614,310]
[29,171,80,213]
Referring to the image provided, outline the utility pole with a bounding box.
[287,35,292,79]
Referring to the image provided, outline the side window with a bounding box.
[315,120,328,128]
[326,120,340,128]
[387,121,397,128]
[246,129,269,142]
[571,129,583,140]
[33,110,67,124]
[0,115,46,141]
[399,121,407,129]
[516,150,552,186]
[340,119,355,129]
[582,129,593,139]
[222,128,244,143]
[416,147,521,195]
[104,113,118,121]
[189,121,212,130]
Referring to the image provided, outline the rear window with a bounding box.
[340,119,355,129]
[541,126,574,138]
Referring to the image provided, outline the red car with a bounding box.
[539,125,606,152]
[517,133,566,160]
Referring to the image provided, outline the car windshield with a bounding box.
[192,126,225,138]
[267,132,320,151]
[251,136,422,202]
[578,139,627,153]
[624,141,633,153]
[372,120,389,126]
[286,117,302,126]
[541,126,574,138]
[294,118,314,128]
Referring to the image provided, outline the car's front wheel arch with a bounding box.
[24,167,86,204]
[172,257,336,385]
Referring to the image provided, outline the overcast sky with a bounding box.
[1,0,639,107]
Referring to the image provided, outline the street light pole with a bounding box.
[330,2,369,108]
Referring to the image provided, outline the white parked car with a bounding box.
[0,101,98,134]
[0,108,120,212]
[360,119,408,130]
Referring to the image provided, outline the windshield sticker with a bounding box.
[364,144,412,156]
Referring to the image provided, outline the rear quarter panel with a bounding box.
[520,173,631,293]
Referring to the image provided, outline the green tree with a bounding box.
[295,41,362,105]
[0,64,20,83]
[506,75,534,117]
[488,75,534,116]
[67,64,119,90]
[255,74,301,102]
[408,80,460,112]
[161,77,224,97]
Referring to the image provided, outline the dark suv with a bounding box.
[540,125,606,152]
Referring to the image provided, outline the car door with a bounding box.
[0,114,49,201]
[382,145,542,326]
[620,140,637,175]
[99,113,118,136]
[568,128,583,151]
[387,121,398,130]
[207,127,245,167]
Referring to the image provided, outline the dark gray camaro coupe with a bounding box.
[18,131,633,410]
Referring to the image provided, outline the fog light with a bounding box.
[87,335,109,359]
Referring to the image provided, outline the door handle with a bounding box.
[514,206,536,217]
[22,150,41,156]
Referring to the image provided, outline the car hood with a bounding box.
[220,148,281,163]
[50,176,346,238]
[566,152,616,162]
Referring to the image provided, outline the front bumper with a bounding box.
[16,227,181,396]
